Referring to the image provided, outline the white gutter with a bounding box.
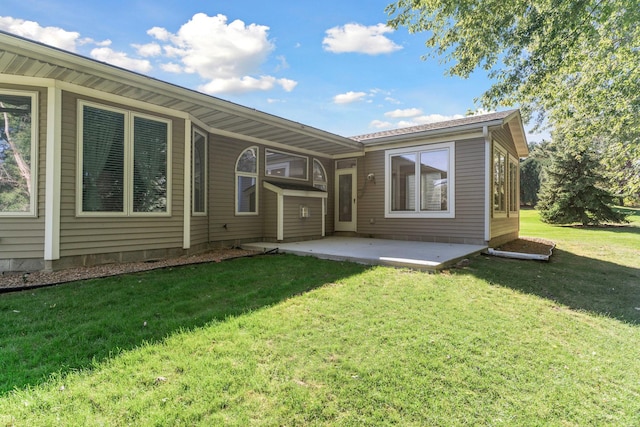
[44,85,61,261]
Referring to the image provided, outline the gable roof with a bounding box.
[0,31,363,157]
[352,110,529,157]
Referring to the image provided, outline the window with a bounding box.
[508,155,519,215]
[385,142,455,218]
[493,144,507,216]
[265,149,308,180]
[312,159,328,191]
[236,147,258,214]
[192,129,207,215]
[0,91,38,216]
[78,101,171,216]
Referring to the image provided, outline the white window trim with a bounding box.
[312,158,328,190]
[0,90,38,217]
[492,143,508,218]
[192,128,207,216]
[265,148,308,181]
[235,146,259,216]
[508,154,520,217]
[384,141,455,219]
[76,100,172,217]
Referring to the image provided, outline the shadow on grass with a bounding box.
[0,254,368,395]
[463,249,640,325]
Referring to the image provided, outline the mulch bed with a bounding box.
[494,237,555,256]
[0,248,259,292]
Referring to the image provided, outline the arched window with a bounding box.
[235,147,258,214]
[313,159,328,190]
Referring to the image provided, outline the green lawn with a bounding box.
[1,209,639,426]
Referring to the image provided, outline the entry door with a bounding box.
[335,166,357,232]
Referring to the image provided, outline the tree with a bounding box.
[0,97,32,213]
[536,144,627,225]
[519,141,551,206]
[386,0,640,149]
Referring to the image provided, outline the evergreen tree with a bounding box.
[537,145,627,226]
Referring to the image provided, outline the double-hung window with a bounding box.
[0,90,38,216]
[385,142,455,218]
[78,101,171,216]
[235,147,258,214]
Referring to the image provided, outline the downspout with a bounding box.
[483,126,491,244]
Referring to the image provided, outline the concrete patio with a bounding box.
[241,237,487,271]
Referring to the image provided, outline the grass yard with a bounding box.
[0,209,639,426]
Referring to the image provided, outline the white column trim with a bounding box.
[183,119,192,249]
[44,86,62,261]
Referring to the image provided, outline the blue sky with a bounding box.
[1,0,546,141]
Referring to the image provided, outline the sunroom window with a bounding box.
[78,102,171,216]
[236,147,258,214]
[508,155,519,215]
[385,142,455,218]
[493,144,507,216]
[0,91,37,216]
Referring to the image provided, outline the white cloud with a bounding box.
[160,62,183,73]
[384,108,423,118]
[90,47,152,73]
[370,120,393,129]
[0,16,82,51]
[199,76,297,95]
[133,42,162,57]
[323,23,402,55]
[148,13,295,94]
[333,91,368,104]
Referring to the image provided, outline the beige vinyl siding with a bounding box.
[283,196,323,240]
[208,136,264,242]
[263,190,278,240]
[190,216,209,247]
[490,126,519,242]
[208,135,333,243]
[0,84,47,259]
[357,139,486,244]
[316,157,335,235]
[58,92,184,258]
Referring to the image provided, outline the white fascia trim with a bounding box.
[44,85,62,260]
[363,125,494,150]
[484,126,491,242]
[183,119,192,249]
[263,182,328,199]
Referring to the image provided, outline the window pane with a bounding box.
[509,160,518,212]
[493,150,506,212]
[420,150,448,211]
[82,106,125,212]
[391,154,416,211]
[133,117,168,213]
[237,148,257,173]
[338,174,352,222]
[0,94,33,213]
[313,159,328,190]
[266,149,307,180]
[193,132,206,213]
[237,175,256,213]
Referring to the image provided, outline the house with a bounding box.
[0,31,527,272]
